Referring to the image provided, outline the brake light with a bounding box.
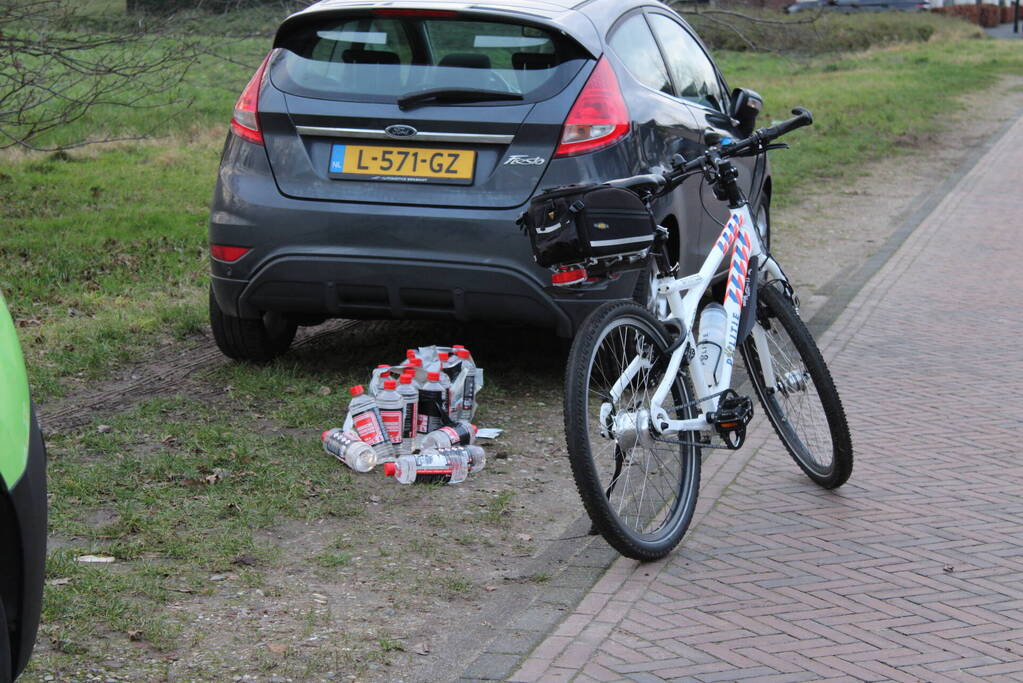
[373,9,458,17]
[554,58,630,158]
[210,244,251,262]
[231,51,274,146]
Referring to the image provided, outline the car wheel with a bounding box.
[209,286,297,363]
[0,597,10,683]
[755,201,771,251]
[631,261,667,321]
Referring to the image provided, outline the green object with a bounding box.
[0,292,31,488]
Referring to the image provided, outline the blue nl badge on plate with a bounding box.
[329,145,346,174]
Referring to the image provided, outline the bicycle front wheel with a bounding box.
[741,283,853,489]
[565,302,701,561]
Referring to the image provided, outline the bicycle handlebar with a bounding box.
[603,107,814,197]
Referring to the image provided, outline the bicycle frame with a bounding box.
[609,203,788,438]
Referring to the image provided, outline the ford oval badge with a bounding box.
[385,124,418,138]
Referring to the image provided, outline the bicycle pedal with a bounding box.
[710,390,754,450]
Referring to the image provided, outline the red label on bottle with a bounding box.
[353,412,384,445]
[381,409,402,445]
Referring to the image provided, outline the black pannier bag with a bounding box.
[519,184,656,270]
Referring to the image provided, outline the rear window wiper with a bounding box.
[397,88,524,111]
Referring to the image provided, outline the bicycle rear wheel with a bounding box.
[741,283,853,488]
[564,302,701,561]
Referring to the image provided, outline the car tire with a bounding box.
[0,597,11,683]
[209,286,296,363]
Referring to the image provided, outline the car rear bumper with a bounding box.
[208,160,641,336]
[211,252,639,338]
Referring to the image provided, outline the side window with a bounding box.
[608,14,671,96]
[647,14,724,111]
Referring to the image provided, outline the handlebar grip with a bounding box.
[758,107,813,142]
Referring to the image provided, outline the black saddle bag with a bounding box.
[518,184,656,269]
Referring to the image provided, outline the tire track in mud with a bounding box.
[37,319,361,433]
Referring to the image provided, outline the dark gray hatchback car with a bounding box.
[208,0,771,361]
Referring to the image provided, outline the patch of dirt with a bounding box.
[29,77,1023,683]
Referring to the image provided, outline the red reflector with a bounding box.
[551,267,587,286]
[231,50,274,146]
[555,57,630,158]
[210,244,251,262]
[373,9,457,16]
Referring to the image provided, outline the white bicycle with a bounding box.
[537,108,853,560]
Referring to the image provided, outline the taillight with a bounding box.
[554,58,630,158]
[230,51,274,146]
[210,244,251,262]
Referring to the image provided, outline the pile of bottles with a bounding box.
[321,345,487,485]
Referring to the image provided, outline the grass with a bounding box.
[714,37,1023,206]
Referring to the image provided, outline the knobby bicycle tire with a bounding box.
[741,284,853,488]
[564,302,701,561]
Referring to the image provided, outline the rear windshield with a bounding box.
[271,14,588,103]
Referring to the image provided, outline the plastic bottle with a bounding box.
[696,303,728,391]
[406,357,425,386]
[441,350,462,384]
[368,364,393,396]
[420,421,477,450]
[418,371,448,436]
[382,445,485,485]
[400,349,418,367]
[397,374,419,456]
[347,385,394,462]
[432,353,453,414]
[321,429,377,473]
[376,379,404,457]
[440,444,486,474]
[453,348,478,421]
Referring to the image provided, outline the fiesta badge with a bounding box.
[385,124,418,138]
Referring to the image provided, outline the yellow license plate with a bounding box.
[328,144,476,184]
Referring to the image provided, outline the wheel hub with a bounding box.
[611,408,656,451]
[777,369,809,396]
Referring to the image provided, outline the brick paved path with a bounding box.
[505,116,1023,682]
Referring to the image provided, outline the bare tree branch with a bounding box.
[0,0,202,150]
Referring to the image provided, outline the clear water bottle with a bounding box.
[347,385,394,462]
[420,421,477,450]
[440,444,486,474]
[400,349,418,367]
[418,371,447,437]
[382,445,485,485]
[397,374,419,456]
[696,303,728,391]
[453,349,477,421]
[321,428,377,473]
[368,364,393,396]
[375,379,404,458]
